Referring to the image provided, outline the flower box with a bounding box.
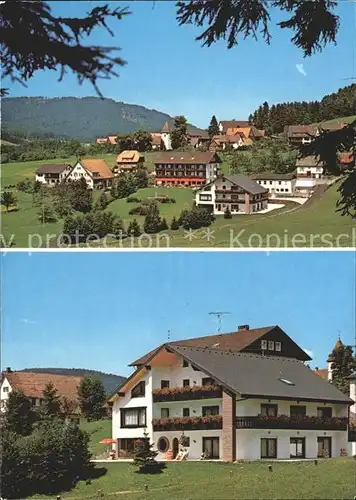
[152,385,222,402]
[152,415,222,431]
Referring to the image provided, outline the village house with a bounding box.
[295,155,325,194]
[187,130,211,149]
[95,136,117,145]
[252,172,297,196]
[0,368,82,413]
[338,152,354,172]
[195,174,268,215]
[151,133,163,150]
[66,158,114,189]
[35,164,72,186]
[209,134,246,152]
[114,150,145,174]
[108,325,352,461]
[285,125,319,145]
[154,151,221,188]
[218,120,250,134]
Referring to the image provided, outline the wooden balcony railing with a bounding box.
[152,385,222,402]
[235,415,348,431]
[152,415,222,431]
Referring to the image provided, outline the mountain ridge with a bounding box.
[2,96,203,142]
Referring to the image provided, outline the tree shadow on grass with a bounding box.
[134,462,167,474]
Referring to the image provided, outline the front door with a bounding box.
[172,437,179,459]
[202,437,219,459]
[290,438,305,458]
[317,437,331,458]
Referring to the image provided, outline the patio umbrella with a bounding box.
[99,438,116,444]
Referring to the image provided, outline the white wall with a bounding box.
[297,166,323,178]
[0,377,12,412]
[256,179,296,195]
[66,162,93,188]
[235,429,348,460]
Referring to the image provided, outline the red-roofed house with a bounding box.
[66,159,114,189]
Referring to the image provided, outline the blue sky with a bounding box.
[4,1,355,128]
[2,251,355,377]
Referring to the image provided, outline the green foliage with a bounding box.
[143,203,162,234]
[127,196,141,203]
[113,173,137,199]
[224,207,232,219]
[62,211,120,243]
[135,167,149,189]
[5,390,37,436]
[1,190,17,212]
[171,216,180,230]
[132,428,160,473]
[17,178,34,193]
[133,130,153,152]
[77,376,106,421]
[40,382,62,420]
[179,208,215,229]
[127,218,141,237]
[171,115,189,150]
[250,85,356,134]
[70,178,93,213]
[37,203,56,223]
[331,344,356,395]
[1,419,92,498]
[160,218,168,231]
[208,115,219,137]
[112,217,127,239]
[94,191,110,211]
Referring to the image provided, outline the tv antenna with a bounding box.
[209,312,231,333]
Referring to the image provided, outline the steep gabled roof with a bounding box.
[219,120,249,132]
[223,174,268,195]
[3,371,82,401]
[167,346,352,404]
[130,325,277,367]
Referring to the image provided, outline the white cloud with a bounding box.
[303,348,313,358]
[296,63,307,76]
[21,318,36,325]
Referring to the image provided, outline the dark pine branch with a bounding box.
[0,1,131,97]
[176,0,339,56]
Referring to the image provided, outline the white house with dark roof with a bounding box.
[252,172,297,196]
[35,164,72,185]
[108,325,352,462]
[195,174,269,215]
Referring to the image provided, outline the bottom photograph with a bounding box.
[2,250,355,500]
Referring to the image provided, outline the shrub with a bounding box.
[17,178,34,193]
[127,196,141,203]
[127,219,141,237]
[180,208,215,230]
[224,207,232,219]
[159,218,168,231]
[170,216,180,230]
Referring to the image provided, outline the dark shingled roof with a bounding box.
[252,172,296,181]
[223,174,268,195]
[36,164,69,174]
[130,325,280,366]
[168,346,352,404]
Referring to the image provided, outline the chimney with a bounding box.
[238,325,249,331]
[6,367,12,373]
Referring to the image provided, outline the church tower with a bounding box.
[327,337,343,381]
[161,121,172,151]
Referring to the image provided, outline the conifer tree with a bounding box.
[132,428,159,472]
[208,115,219,137]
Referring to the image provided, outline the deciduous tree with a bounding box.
[171,116,188,150]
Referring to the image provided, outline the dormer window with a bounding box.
[131,381,145,398]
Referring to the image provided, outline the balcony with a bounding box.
[235,415,348,431]
[152,385,222,402]
[153,415,222,431]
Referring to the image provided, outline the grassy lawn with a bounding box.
[2,157,355,248]
[80,419,112,459]
[31,458,355,499]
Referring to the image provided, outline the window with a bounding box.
[182,359,189,368]
[261,340,267,350]
[183,379,190,387]
[268,341,274,350]
[157,436,169,452]
[120,438,137,453]
[161,380,170,389]
[317,437,332,458]
[3,387,9,393]
[199,194,212,201]
[290,405,306,418]
[290,438,305,458]
[203,437,219,459]
[183,408,190,417]
[317,407,332,418]
[202,377,215,386]
[131,381,145,398]
[202,406,219,416]
[261,404,278,417]
[261,438,277,458]
[120,408,146,428]
[161,408,170,419]
[275,342,282,352]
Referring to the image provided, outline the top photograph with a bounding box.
[1,0,355,249]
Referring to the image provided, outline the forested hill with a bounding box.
[250,84,356,134]
[2,97,173,141]
[21,368,126,395]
